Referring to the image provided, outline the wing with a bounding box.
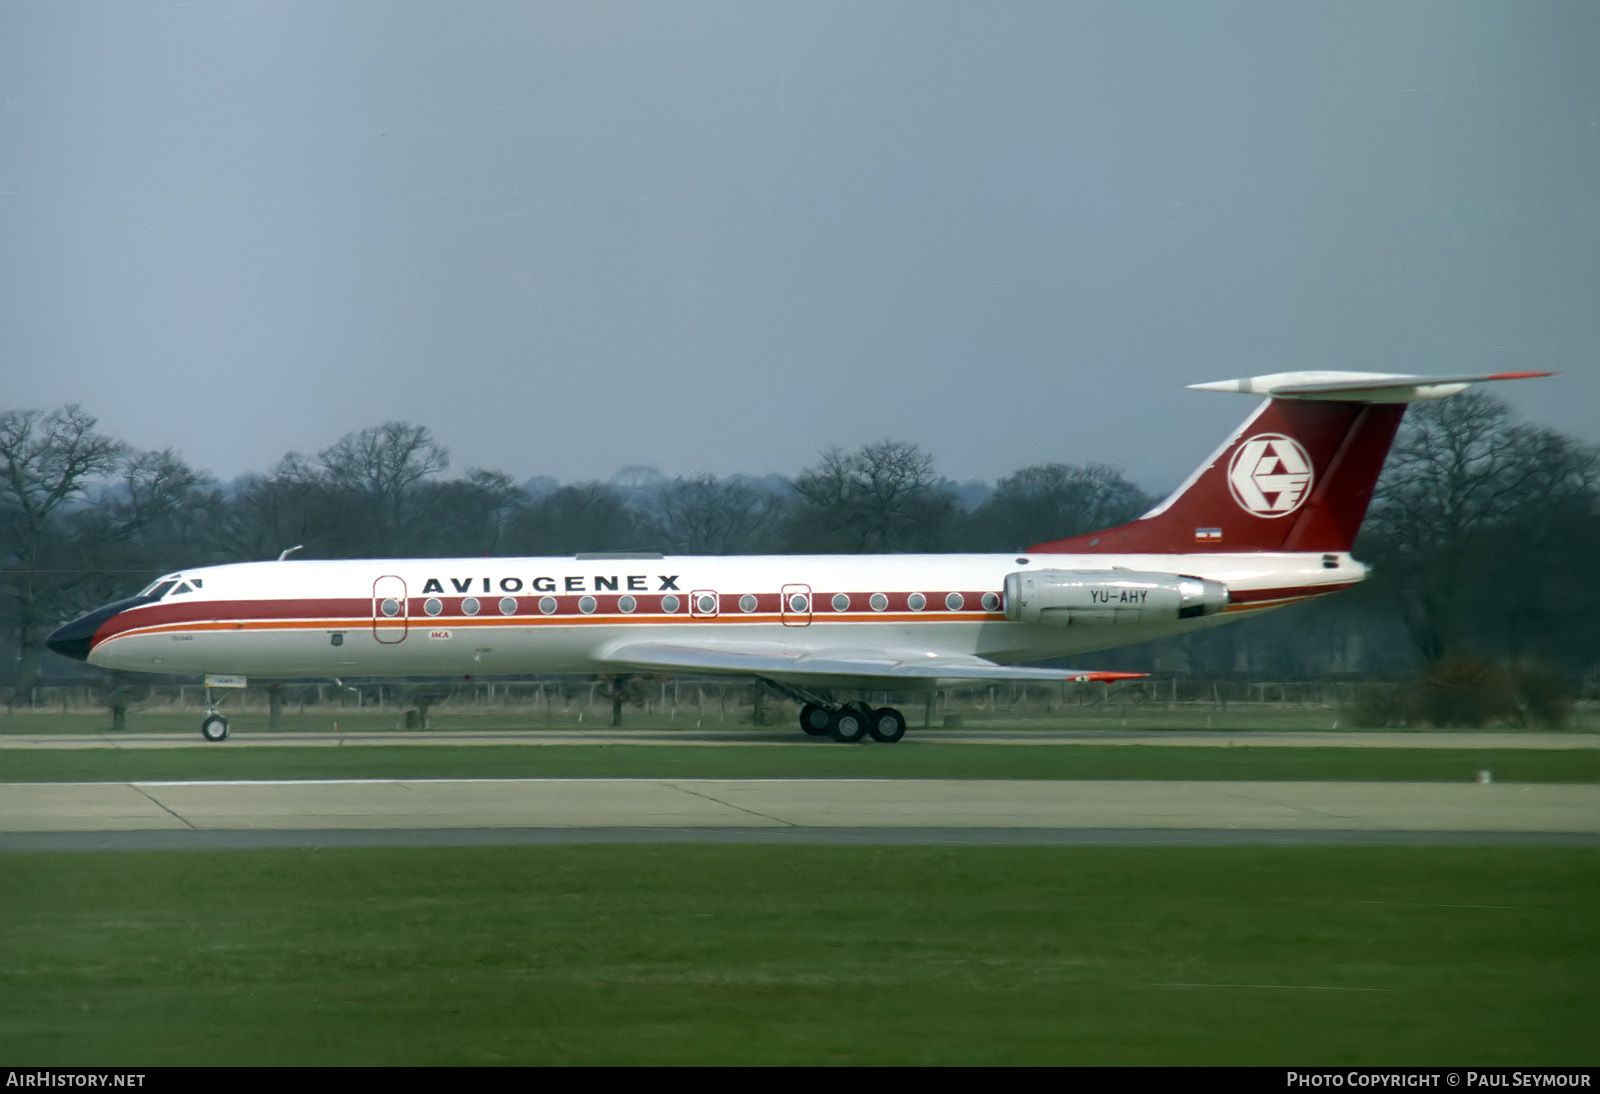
[597,639,1143,690]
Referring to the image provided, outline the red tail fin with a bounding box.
[1029,370,1552,555]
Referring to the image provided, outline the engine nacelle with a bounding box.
[1002,569,1230,626]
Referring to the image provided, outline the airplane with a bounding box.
[45,369,1550,743]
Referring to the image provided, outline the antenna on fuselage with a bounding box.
[277,545,303,561]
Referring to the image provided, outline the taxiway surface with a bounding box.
[3,777,1596,850]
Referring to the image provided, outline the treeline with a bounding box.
[3,393,1597,698]
[0,413,1150,691]
[1117,390,1600,699]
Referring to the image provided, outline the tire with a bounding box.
[799,703,831,736]
[200,715,230,743]
[827,707,867,743]
[869,707,906,744]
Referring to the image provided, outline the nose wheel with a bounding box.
[199,685,230,742]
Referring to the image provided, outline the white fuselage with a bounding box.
[85,550,1363,682]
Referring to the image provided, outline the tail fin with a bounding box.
[1029,370,1552,555]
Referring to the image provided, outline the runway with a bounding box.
[3,777,1596,850]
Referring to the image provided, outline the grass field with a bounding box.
[2,845,1595,1065]
[2,743,1597,784]
[5,707,1594,1065]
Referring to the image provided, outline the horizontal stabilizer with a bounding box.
[600,640,1143,686]
[1189,370,1553,403]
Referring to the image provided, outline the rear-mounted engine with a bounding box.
[1002,569,1229,626]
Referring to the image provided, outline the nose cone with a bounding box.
[45,616,97,662]
[46,596,150,663]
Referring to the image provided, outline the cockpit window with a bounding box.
[144,581,179,600]
[172,582,193,595]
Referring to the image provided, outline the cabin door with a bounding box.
[372,575,409,644]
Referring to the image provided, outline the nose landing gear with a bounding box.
[199,686,230,742]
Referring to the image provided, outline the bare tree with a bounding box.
[1368,392,1519,547]
[0,406,124,690]
[965,461,1153,551]
[408,469,524,557]
[110,448,218,563]
[646,474,782,554]
[1362,391,1600,663]
[317,422,449,541]
[507,482,646,556]
[206,462,329,563]
[789,440,957,552]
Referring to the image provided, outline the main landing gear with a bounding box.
[799,701,907,744]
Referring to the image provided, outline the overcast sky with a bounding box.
[3,2,1596,493]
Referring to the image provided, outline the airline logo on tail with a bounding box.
[1227,433,1313,517]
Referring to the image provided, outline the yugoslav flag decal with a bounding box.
[1227,433,1314,517]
